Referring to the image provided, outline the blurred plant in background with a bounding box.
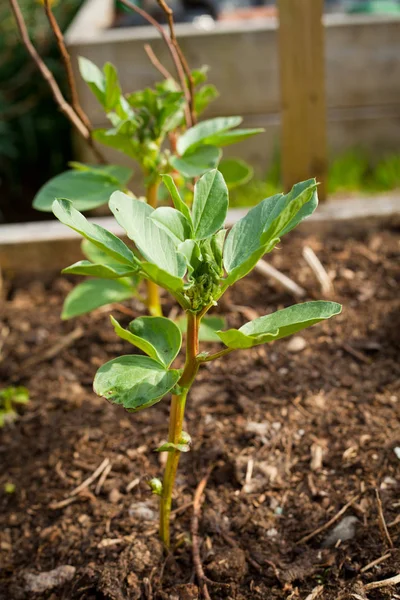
[0,0,82,223]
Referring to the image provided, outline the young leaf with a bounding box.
[161,175,192,222]
[109,191,186,277]
[62,260,138,279]
[93,129,138,160]
[103,62,122,112]
[62,279,134,320]
[53,199,138,267]
[111,315,182,368]
[223,180,318,285]
[78,57,105,105]
[170,145,221,178]
[201,127,264,148]
[218,158,253,189]
[192,169,228,239]
[33,166,132,212]
[217,301,342,349]
[94,355,181,411]
[150,207,193,245]
[177,116,242,155]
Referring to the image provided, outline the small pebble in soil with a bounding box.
[24,565,76,593]
[321,516,358,548]
[287,336,307,352]
[128,501,157,521]
[108,488,122,504]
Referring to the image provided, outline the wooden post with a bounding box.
[278,0,327,200]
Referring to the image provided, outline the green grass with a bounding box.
[231,150,400,208]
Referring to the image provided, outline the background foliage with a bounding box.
[0,0,82,223]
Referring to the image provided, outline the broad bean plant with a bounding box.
[53,172,341,546]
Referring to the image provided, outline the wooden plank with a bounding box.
[278,0,328,199]
[1,195,399,274]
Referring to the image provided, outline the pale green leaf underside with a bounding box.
[223,179,318,284]
[111,315,182,367]
[109,191,186,277]
[161,175,192,222]
[62,278,133,320]
[177,116,242,155]
[150,207,193,245]
[94,355,181,411]
[62,260,137,279]
[53,199,137,267]
[217,301,342,349]
[192,169,228,239]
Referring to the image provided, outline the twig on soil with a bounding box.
[144,44,174,82]
[375,488,394,548]
[191,467,214,600]
[20,327,84,371]
[297,494,360,545]
[242,457,254,493]
[305,586,324,600]
[302,246,333,295]
[254,259,306,298]
[388,514,400,528]
[360,551,392,573]
[126,476,141,493]
[95,462,112,495]
[143,576,153,600]
[342,343,371,365]
[49,496,80,510]
[69,457,110,497]
[363,573,400,591]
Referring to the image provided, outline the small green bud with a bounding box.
[179,431,192,445]
[4,482,16,494]
[148,478,163,496]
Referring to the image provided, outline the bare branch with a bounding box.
[117,0,192,127]
[155,0,196,125]
[43,0,91,130]
[9,0,107,164]
[144,44,175,82]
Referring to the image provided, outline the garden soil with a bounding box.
[0,226,399,600]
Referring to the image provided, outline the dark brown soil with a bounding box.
[0,227,399,600]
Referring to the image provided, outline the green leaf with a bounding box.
[103,62,122,111]
[33,166,132,212]
[161,175,192,222]
[78,56,105,105]
[111,315,182,368]
[177,116,242,155]
[223,179,318,285]
[218,158,253,189]
[68,163,132,186]
[62,260,138,279]
[156,441,190,453]
[62,278,133,320]
[93,129,138,160]
[177,240,202,279]
[53,199,138,267]
[192,169,228,239]
[170,145,221,178]
[194,84,219,115]
[109,191,186,277]
[202,127,264,148]
[150,207,193,245]
[217,301,342,349]
[94,355,180,411]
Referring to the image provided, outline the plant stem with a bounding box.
[160,312,200,547]
[146,180,162,316]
